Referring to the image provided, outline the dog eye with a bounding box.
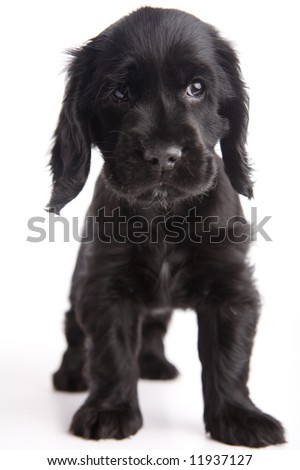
[186,80,204,98]
[111,85,129,102]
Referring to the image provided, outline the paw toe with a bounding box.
[53,368,88,392]
[139,353,179,380]
[207,404,285,448]
[70,404,143,440]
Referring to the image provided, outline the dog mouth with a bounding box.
[159,170,172,183]
[105,164,208,203]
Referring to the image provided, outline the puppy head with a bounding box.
[48,7,252,213]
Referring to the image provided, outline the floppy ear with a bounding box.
[47,57,91,214]
[215,37,253,198]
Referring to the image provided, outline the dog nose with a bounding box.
[144,145,182,171]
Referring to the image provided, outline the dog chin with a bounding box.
[137,185,184,205]
[126,182,210,206]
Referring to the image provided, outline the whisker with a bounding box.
[93,79,110,109]
[109,130,131,139]
[181,159,194,178]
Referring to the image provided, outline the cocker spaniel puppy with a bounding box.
[49,7,285,447]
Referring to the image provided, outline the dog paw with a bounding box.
[53,367,88,392]
[70,403,143,440]
[207,404,285,448]
[139,353,179,380]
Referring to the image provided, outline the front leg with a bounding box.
[196,266,285,447]
[71,298,143,440]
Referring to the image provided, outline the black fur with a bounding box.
[49,7,285,447]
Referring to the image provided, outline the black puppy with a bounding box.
[49,7,285,447]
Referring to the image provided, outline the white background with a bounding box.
[1,0,300,455]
